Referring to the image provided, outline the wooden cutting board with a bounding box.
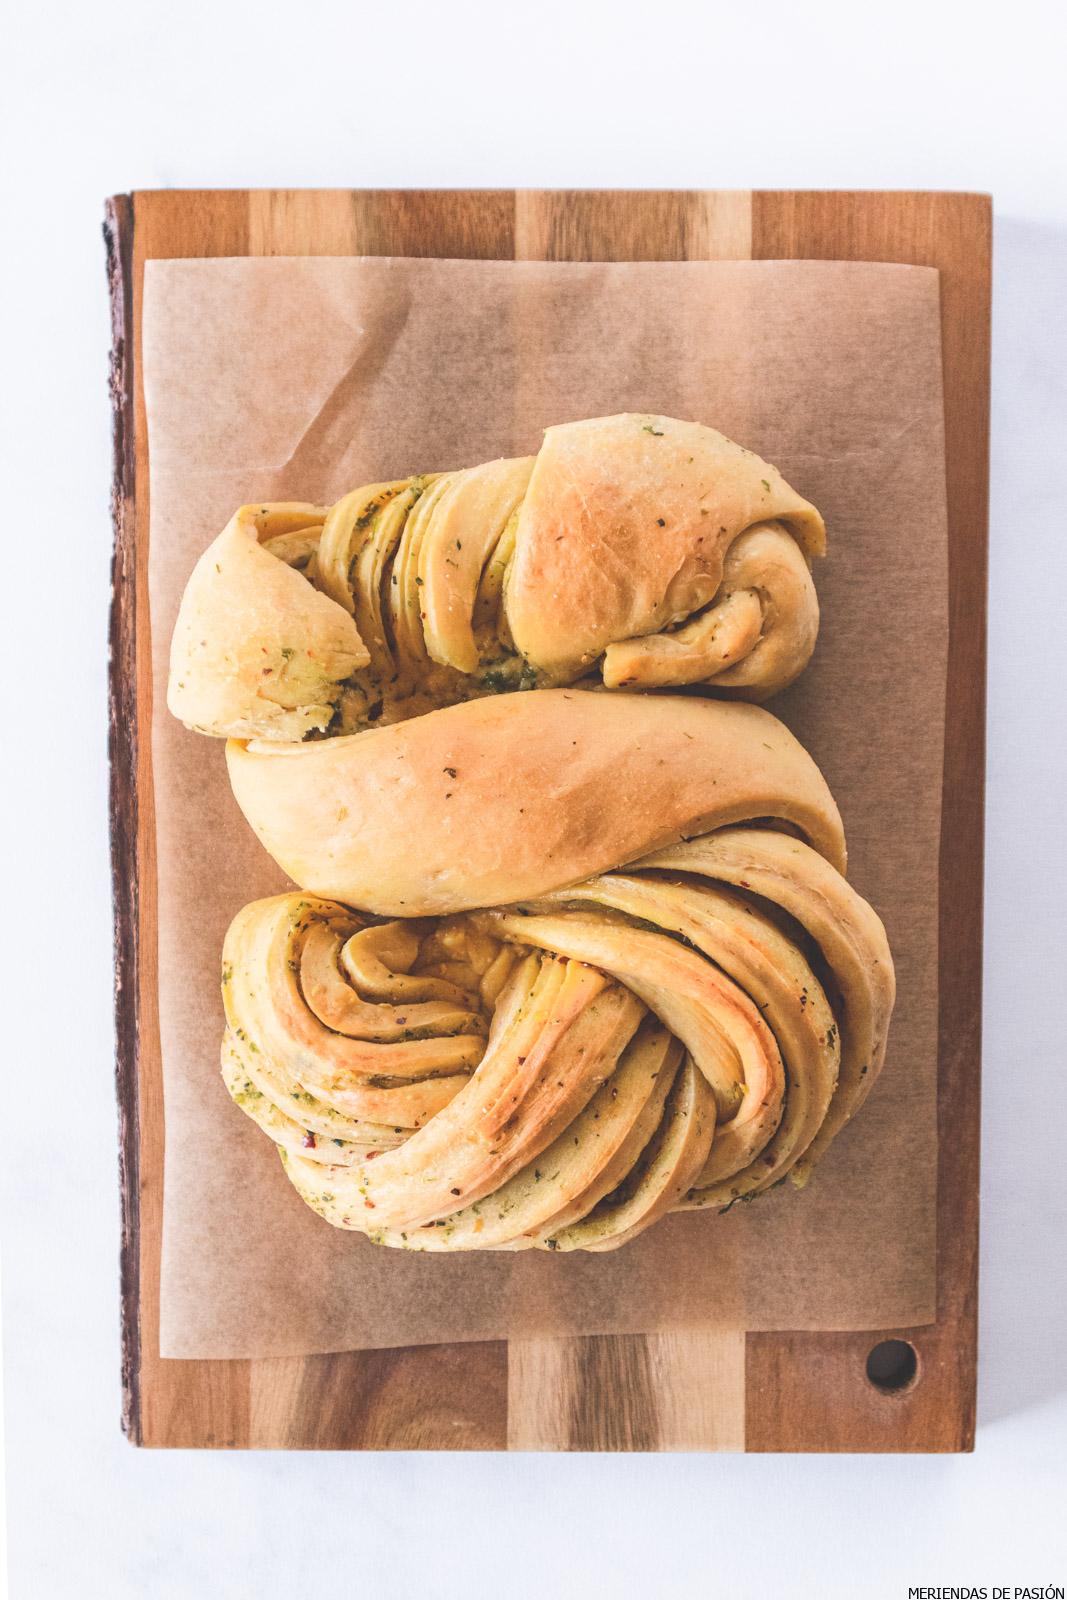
[106,188,989,1451]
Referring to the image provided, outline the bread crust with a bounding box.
[226,688,845,915]
[506,413,825,678]
[167,503,365,740]
[168,415,826,738]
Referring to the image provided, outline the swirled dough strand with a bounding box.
[221,818,892,1251]
[168,414,825,740]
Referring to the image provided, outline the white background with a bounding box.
[2,1,1066,1595]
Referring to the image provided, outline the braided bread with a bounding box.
[168,413,824,742]
[221,823,893,1251]
[169,413,895,1253]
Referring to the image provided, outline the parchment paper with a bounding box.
[143,257,947,1358]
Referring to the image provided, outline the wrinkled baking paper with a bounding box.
[143,257,947,1358]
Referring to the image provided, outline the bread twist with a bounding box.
[222,823,892,1251]
[169,413,894,1252]
[168,414,824,742]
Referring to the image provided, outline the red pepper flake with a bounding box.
[365,1149,382,1160]
[739,879,750,887]
[364,1198,376,1209]
[302,1130,317,1149]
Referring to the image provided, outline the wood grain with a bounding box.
[106,188,988,1451]
[508,1331,746,1452]
[513,189,752,261]
[745,193,989,1451]
[247,1343,506,1451]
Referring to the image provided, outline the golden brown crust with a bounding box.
[507,414,825,681]
[221,820,892,1251]
[167,414,826,739]
[167,504,367,740]
[225,689,846,916]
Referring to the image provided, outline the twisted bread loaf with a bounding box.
[168,414,824,741]
[169,413,894,1252]
[222,821,893,1251]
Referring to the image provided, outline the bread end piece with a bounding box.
[167,504,368,740]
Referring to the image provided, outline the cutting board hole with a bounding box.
[865,1339,919,1394]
